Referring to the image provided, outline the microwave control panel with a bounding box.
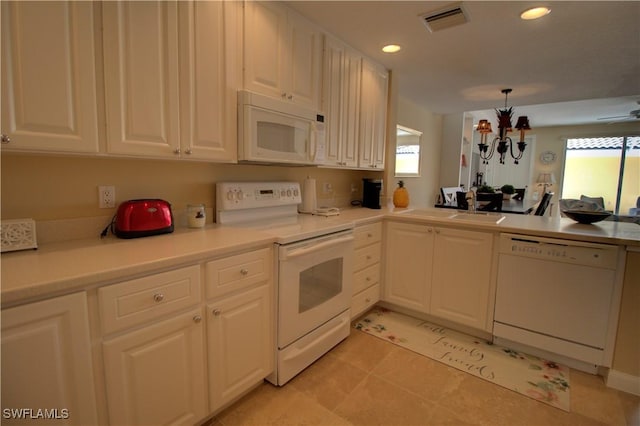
[217,182,301,211]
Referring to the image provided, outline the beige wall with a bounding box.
[1,153,380,221]
[392,97,443,208]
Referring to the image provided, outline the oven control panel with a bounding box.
[217,182,301,211]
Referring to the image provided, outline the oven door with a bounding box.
[277,230,354,348]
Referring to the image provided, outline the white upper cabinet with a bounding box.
[178,1,240,162]
[1,1,99,153]
[359,58,388,170]
[102,1,181,157]
[243,1,322,109]
[321,35,361,168]
[103,0,238,161]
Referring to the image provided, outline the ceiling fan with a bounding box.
[598,101,640,121]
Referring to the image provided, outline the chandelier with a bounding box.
[476,88,530,165]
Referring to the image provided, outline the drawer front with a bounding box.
[354,242,381,271]
[99,265,201,334]
[206,247,272,299]
[354,222,382,249]
[353,263,380,295]
[351,283,380,320]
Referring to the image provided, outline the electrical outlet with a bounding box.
[322,182,332,193]
[351,183,358,193]
[98,185,115,208]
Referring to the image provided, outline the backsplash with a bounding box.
[2,153,381,243]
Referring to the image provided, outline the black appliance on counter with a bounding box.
[362,178,382,209]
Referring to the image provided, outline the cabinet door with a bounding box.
[321,35,344,166]
[103,1,181,157]
[178,0,239,162]
[383,221,434,312]
[1,1,99,153]
[102,308,206,426]
[285,9,322,109]
[243,1,286,99]
[359,58,388,169]
[243,2,321,109]
[1,292,97,425]
[321,35,361,168]
[207,285,273,411]
[430,228,494,331]
[341,48,362,168]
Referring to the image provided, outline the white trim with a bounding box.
[606,369,640,396]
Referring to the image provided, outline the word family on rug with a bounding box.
[354,307,571,412]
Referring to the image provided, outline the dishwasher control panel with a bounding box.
[499,233,619,269]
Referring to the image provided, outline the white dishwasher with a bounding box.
[494,233,623,369]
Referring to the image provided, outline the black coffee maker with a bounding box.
[362,178,383,209]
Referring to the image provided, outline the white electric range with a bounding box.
[216,182,354,385]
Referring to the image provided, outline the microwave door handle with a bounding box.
[309,124,316,162]
[281,235,354,260]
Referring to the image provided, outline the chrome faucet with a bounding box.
[465,190,476,213]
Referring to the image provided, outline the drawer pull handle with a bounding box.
[153,293,164,303]
[240,268,249,275]
[193,315,202,323]
[212,309,221,316]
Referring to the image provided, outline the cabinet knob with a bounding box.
[366,255,371,260]
[1,134,10,144]
[365,298,371,303]
[193,315,202,323]
[185,148,192,155]
[212,309,221,316]
[240,268,249,276]
[435,229,441,234]
[367,233,373,238]
[153,293,164,303]
[366,276,371,281]
[173,148,181,154]
[427,228,433,233]
[287,94,293,100]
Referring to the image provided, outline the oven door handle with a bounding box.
[281,235,354,260]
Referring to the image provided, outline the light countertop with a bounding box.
[2,206,638,307]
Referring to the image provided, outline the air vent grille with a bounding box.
[420,3,469,33]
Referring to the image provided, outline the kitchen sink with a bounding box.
[450,213,506,224]
[395,209,456,218]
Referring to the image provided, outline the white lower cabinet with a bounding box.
[384,221,434,312]
[383,221,495,332]
[207,284,272,411]
[351,222,382,318]
[430,227,494,331]
[1,292,98,425]
[102,309,207,426]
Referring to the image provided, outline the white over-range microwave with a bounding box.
[238,90,326,165]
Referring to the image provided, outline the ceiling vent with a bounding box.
[419,3,469,33]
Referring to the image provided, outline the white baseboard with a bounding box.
[606,369,640,396]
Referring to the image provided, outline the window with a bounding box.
[395,125,422,177]
[562,136,640,216]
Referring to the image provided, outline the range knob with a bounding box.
[226,191,234,201]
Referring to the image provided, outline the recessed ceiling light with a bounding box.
[520,6,551,20]
[382,44,401,53]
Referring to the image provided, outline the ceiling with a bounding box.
[286,1,640,127]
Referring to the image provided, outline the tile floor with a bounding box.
[207,329,639,426]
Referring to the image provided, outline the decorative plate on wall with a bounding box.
[540,150,557,165]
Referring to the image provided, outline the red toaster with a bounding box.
[114,199,174,239]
